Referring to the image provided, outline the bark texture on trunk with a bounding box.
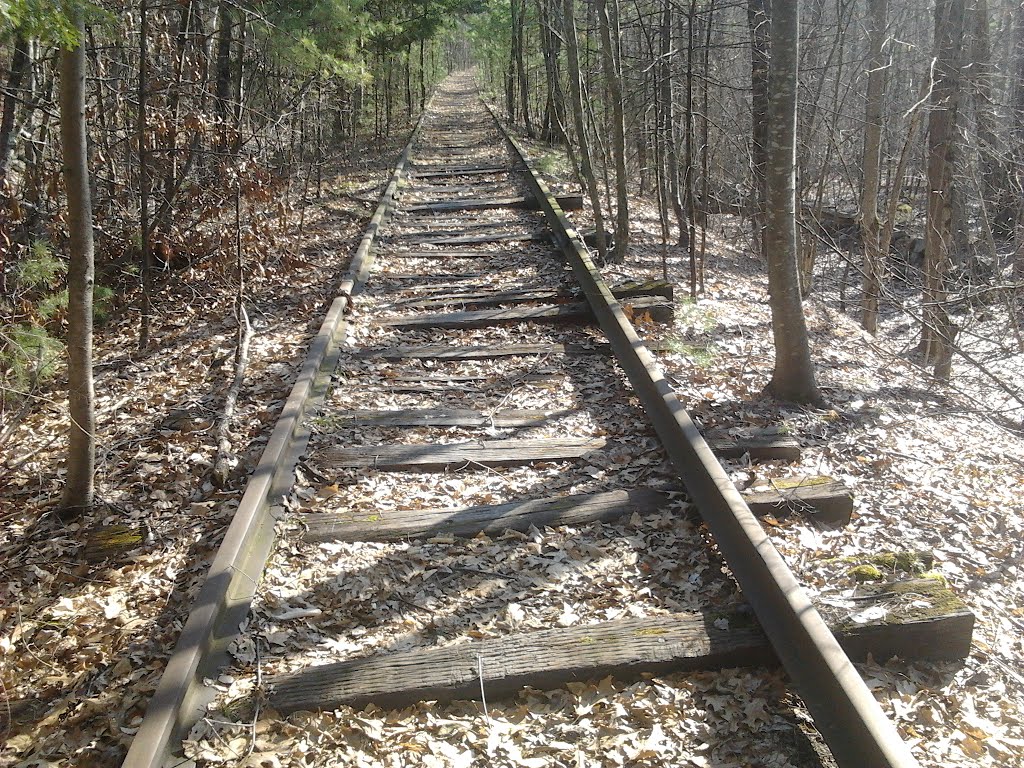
[596,0,629,262]
[0,32,29,185]
[859,0,888,334]
[763,0,820,403]
[747,0,771,258]
[922,0,965,381]
[562,0,608,260]
[59,13,97,513]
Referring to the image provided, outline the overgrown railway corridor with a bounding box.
[123,74,973,768]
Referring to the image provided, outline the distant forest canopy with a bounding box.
[1,0,1022,412]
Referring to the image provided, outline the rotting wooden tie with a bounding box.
[404,194,584,213]
[356,342,613,360]
[317,407,572,428]
[379,295,672,330]
[381,249,540,260]
[397,231,549,247]
[267,578,973,715]
[300,487,675,542]
[411,165,510,178]
[391,280,673,312]
[319,437,607,472]
[742,476,853,525]
[706,430,801,462]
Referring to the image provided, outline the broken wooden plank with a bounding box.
[404,194,584,213]
[706,430,801,462]
[301,487,673,542]
[319,437,606,471]
[268,578,973,714]
[356,342,614,359]
[316,407,571,429]
[743,476,853,525]
[380,295,672,330]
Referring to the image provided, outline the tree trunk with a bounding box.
[512,0,533,136]
[1015,0,1024,280]
[859,0,888,334]
[214,0,233,153]
[535,0,566,144]
[763,0,820,404]
[596,0,629,262]
[971,0,1013,241]
[921,0,965,381]
[0,31,29,185]
[747,0,771,258]
[419,38,427,109]
[684,0,699,295]
[661,1,685,252]
[139,0,152,349]
[562,0,608,260]
[58,9,97,514]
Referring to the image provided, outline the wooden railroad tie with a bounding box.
[318,407,573,429]
[356,342,614,360]
[704,428,801,462]
[298,478,848,544]
[318,437,607,472]
[411,165,511,178]
[356,373,566,395]
[267,578,973,715]
[355,341,674,360]
[300,488,674,543]
[743,476,854,526]
[381,249,545,260]
[389,280,672,312]
[403,194,584,213]
[396,231,550,247]
[379,295,673,330]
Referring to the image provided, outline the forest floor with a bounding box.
[2,97,1024,768]
[513,132,1024,767]
[0,129,412,765]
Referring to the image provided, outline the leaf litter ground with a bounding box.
[5,111,1024,768]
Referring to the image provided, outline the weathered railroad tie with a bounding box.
[123,75,971,768]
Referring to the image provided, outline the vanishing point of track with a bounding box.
[123,75,964,768]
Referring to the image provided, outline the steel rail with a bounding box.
[121,111,428,768]
[489,105,919,768]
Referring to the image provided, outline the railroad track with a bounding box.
[124,74,972,768]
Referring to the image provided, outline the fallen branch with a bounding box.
[212,304,253,488]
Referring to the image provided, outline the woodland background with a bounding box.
[2,0,1024,764]
[2,0,1023,458]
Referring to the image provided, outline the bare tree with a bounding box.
[596,0,629,262]
[562,0,608,259]
[58,9,96,515]
[764,0,821,403]
[859,0,888,334]
[921,0,965,381]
